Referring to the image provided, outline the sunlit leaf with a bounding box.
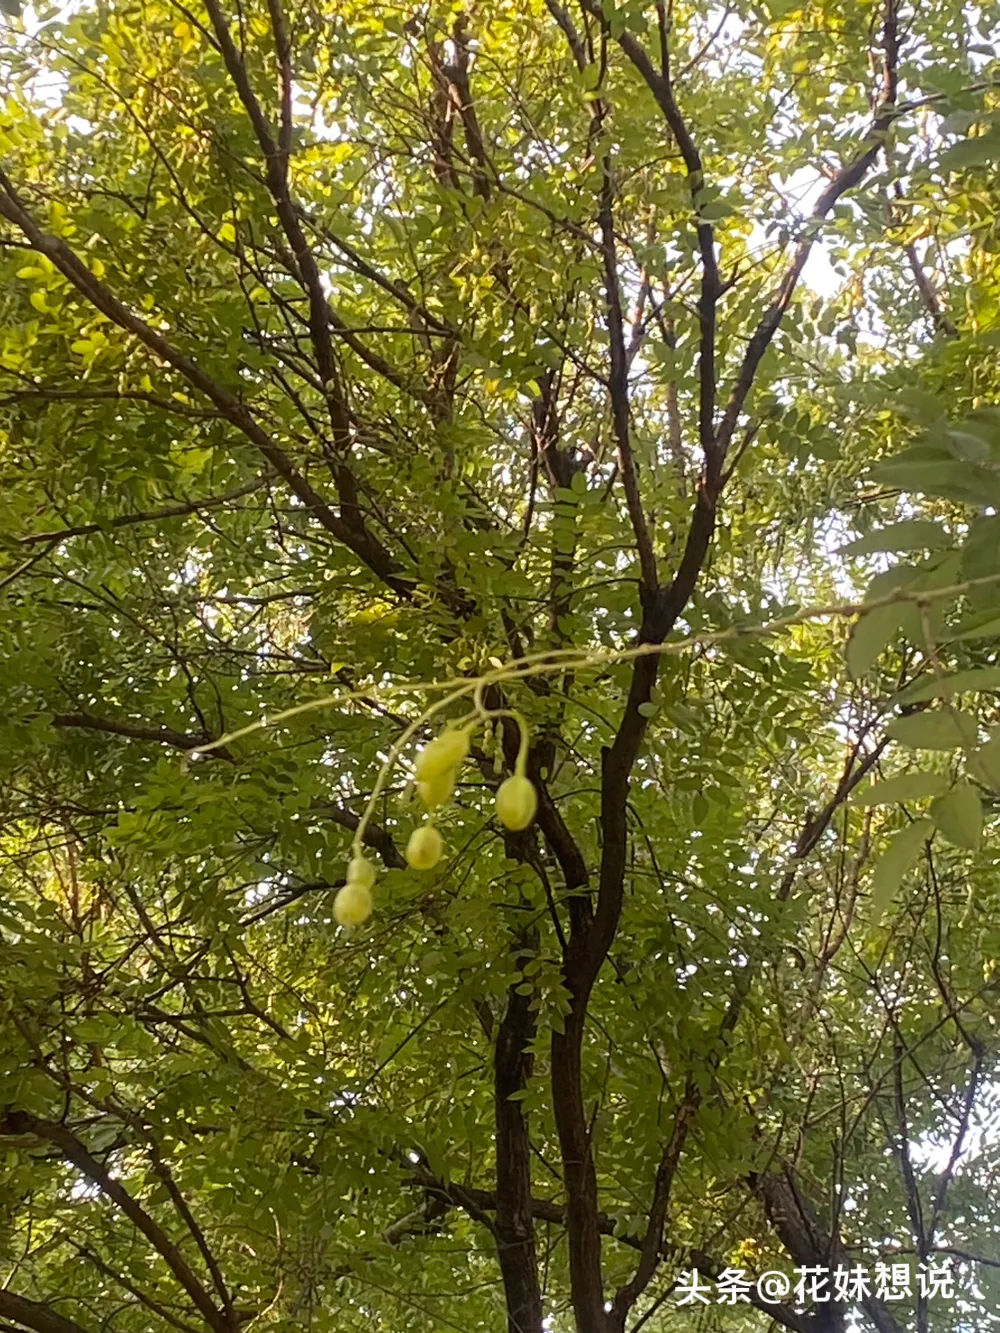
[846,603,908,678]
[852,772,950,806]
[840,520,950,557]
[895,668,1000,703]
[931,781,983,850]
[869,820,934,922]
[885,711,978,750]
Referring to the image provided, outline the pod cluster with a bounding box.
[337,718,538,928]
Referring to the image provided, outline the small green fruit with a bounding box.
[406,825,444,870]
[346,855,376,891]
[417,768,456,809]
[495,775,537,831]
[415,727,470,782]
[334,882,373,927]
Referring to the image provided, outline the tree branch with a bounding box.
[51,712,232,760]
[719,735,888,1039]
[0,1111,234,1333]
[408,1166,820,1333]
[0,1293,94,1333]
[445,15,491,200]
[609,1079,698,1326]
[754,1166,904,1333]
[201,0,369,520]
[598,153,658,594]
[541,33,908,1319]
[17,477,270,546]
[714,0,901,458]
[313,802,407,870]
[899,228,957,339]
[0,386,221,419]
[67,1241,203,1333]
[492,928,544,1333]
[0,173,408,598]
[580,0,721,463]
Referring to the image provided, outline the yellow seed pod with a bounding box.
[495,775,537,831]
[417,768,456,810]
[406,825,443,871]
[415,727,470,782]
[333,881,373,928]
[346,855,376,891]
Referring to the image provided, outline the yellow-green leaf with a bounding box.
[870,819,934,922]
[970,728,1000,789]
[950,614,1000,643]
[885,711,978,751]
[931,782,983,850]
[896,667,1000,704]
[852,772,949,806]
[841,520,950,557]
[847,603,908,678]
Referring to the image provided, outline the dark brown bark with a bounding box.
[52,711,229,757]
[755,1168,904,1333]
[0,1291,95,1333]
[493,949,544,1333]
[409,1165,823,1333]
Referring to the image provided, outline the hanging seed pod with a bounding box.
[495,774,537,831]
[406,825,443,870]
[346,855,376,891]
[414,726,471,782]
[334,881,373,927]
[417,768,456,810]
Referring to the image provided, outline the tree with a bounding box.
[1,0,999,1330]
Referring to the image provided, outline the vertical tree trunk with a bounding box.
[494,948,545,1333]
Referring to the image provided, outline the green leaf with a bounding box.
[930,782,983,850]
[852,772,950,806]
[885,711,978,750]
[864,565,922,601]
[895,668,1000,703]
[946,427,993,463]
[892,389,947,426]
[698,200,735,222]
[846,603,908,677]
[940,132,1000,170]
[870,452,1000,507]
[950,613,1000,643]
[870,820,934,922]
[840,520,950,557]
[970,728,1000,789]
[664,704,698,732]
[74,1017,113,1041]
